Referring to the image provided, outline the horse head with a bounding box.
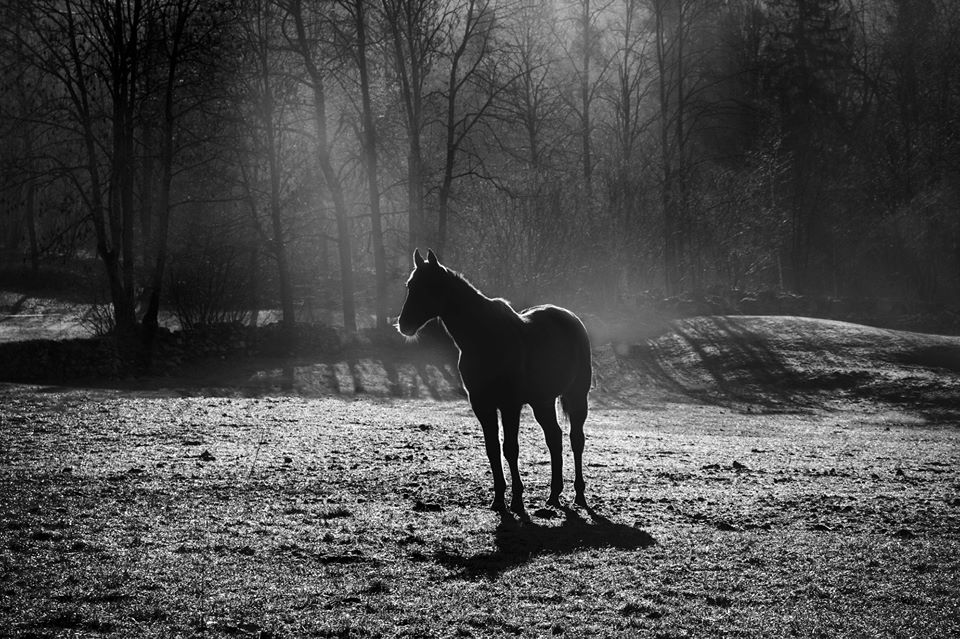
[396,248,444,336]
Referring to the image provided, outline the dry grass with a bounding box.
[1,316,959,637]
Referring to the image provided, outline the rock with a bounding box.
[412,500,442,512]
[706,595,732,607]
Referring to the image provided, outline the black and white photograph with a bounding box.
[1,0,958,636]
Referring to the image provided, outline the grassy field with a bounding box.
[1,316,959,638]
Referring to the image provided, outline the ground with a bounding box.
[1,316,959,638]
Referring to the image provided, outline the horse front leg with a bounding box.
[500,403,525,514]
[472,399,506,511]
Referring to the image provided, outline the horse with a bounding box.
[396,249,592,513]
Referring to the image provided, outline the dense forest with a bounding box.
[1,0,958,350]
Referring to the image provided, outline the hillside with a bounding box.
[599,315,960,420]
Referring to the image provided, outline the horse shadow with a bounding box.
[432,506,655,580]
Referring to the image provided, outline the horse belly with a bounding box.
[523,351,577,399]
[458,350,524,402]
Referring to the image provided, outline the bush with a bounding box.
[166,245,256,330]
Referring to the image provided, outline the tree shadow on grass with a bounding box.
[622,316,960,423]
[628,316,820,414]
[433,506,655,580]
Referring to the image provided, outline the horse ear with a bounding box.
[427,249,439,266]
[413,249,425,268]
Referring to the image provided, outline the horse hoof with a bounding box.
[510,497,525,514]
[574,493,588,508]
[490,499,507,512]
[545,496,562,508]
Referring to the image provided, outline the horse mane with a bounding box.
[442,267,517,318]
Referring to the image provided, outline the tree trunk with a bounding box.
[662,165,680,295]
[63,0,138,341]
[319,148,359,334]
[140,100,175,351]
[654,0,689,295]
[438,74,456,255]
[437,0,484,255]
[407,144,426,253]
[111,0,142,337]
[25,181,39,276]
[355,0,388,329]
[655,1,676,294]
[261,51,296,350]
[249,246,260,328]
[289,0,358,333]
[142,0,193,361]
[383,0,429,254]
[140,122,155,267]
[268,169,297,350]
[580,0,593,195]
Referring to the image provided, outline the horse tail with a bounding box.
[560,322,592,421]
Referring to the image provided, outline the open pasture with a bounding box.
[2,316,959,638]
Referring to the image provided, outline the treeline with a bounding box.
[1,0,958,350]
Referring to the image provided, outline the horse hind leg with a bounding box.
[561,392,588,507]
[531,400,564,507]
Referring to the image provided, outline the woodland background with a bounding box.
[1,0,958,355]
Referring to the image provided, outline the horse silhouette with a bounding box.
[396,249,592,513]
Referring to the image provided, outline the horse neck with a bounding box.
[438,279,507,352]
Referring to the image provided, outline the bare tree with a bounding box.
[236,0,298,346]
[5,0,149,342]
[3,0,222,359]
[603,0,653,172]
[558,0,613,197]
[0,20,46,274]
[600,0,655,260]
[140,0,210,347]
[651,0,685,293]
[494,0,566,175]
[435,0,500,254]
[285,0,359,333]
[381,0,445,254]
[650,0,729,293]
[349,0,389,329]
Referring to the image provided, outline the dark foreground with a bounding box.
[1,385,958,638]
